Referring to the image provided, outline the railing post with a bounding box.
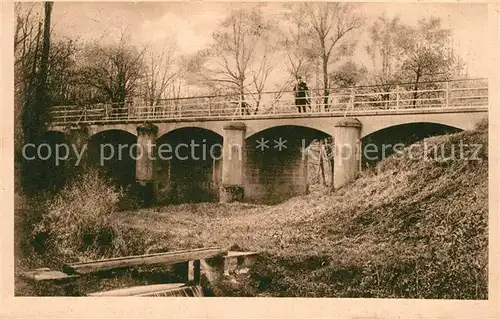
[239,95,243,116]
[396,89,400,109]
[350,87,355,110]
[445,81,450,107]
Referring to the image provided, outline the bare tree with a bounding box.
[142,38,181,108]
[15,3,80,143]
[396,17,459,105]
[14,3,40,65]
[363,14,404,104]
[280,5,315,81]
[195,6,276,115]
[246,39,274,114]
[365,16,461,107]
[16,2,54,193]
[15,3,42,142]
[302,3,363,108]
[77,31,146,112]
[21,1,53,143]
[366,15,403,81]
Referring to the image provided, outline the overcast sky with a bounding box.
[40,2,490,78]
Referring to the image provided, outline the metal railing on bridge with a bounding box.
[48,78,488,125]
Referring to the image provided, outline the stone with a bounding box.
[219,185,244,203]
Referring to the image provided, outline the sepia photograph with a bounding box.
[4,0,497,310]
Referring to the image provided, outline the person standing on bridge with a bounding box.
[293,76,311,113]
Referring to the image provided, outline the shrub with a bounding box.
[15,191,52,269]
[34,169,127,263]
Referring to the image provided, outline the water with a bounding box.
[200,259,223,283]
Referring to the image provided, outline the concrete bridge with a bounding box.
[45,78,488,204]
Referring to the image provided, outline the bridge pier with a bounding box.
[333,118,362,189]
[66,125,90,167]
[220,123,246,203]
[136,123,158,205]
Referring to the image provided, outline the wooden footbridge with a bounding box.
[20,247,259,297]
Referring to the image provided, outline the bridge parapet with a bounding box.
[48,78,488,126]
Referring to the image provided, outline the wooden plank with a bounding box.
[226,251,259,257]
[224,251,259,274]
[63,247,226,275]
[193,260,201,284]
[21,269,79,282]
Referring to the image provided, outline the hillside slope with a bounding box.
[115,119,488,298]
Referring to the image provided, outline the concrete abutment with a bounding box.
[220,122,246,203]
[136,123,158,205]
[333,118,362,189]
[66,125,90,166]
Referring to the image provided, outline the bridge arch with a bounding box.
[244,125,330,204]
[245,124,330,148]
[361,122,463,167]
[87,129,137,187]
[156,127,223,204]
[156,121,223,138]
[88,124,138,138]
[359,111,486,138]
[245,117,334,138]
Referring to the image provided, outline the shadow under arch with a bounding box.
[156,127,223,204]
[361,122,463,168]
[246,124,331,141]
[246,125,331,148]
[87,129,138,187]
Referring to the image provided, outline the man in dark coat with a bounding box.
[293,76,311,113]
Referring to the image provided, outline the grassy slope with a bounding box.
[114,120,488,298]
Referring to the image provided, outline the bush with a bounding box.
[34,169,129,263]
[15,191,52,269]
[18,167,176,274]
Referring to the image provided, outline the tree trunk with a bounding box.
[238,83,248,115]
[412,72,421,107]
[117,72,126,111]
[35,1,53,121]
[318,140,326,186]
[21,1,53,193]
[327,137,334,187]
[22,22,42,143]
[322,56,329,109]
[22,10,50,135]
